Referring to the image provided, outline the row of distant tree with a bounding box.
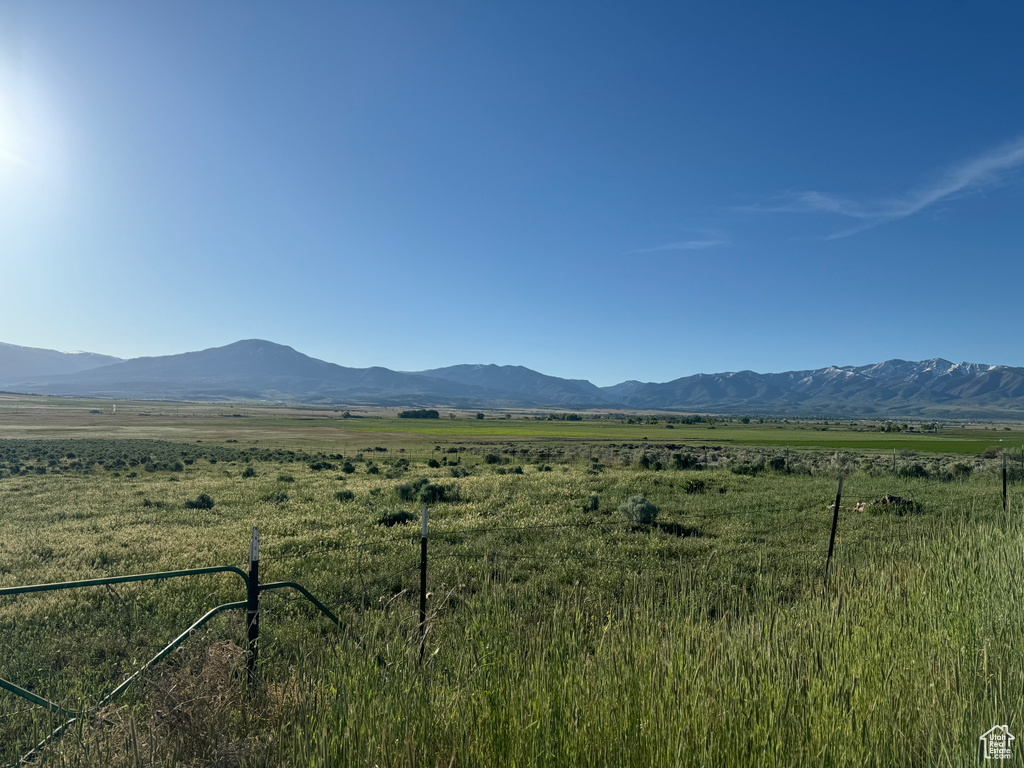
[398,410,499,420]
[398,409,440,419]
[393,410,947,431]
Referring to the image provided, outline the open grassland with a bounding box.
[1,393,1021,455]
[0,403,1022,765]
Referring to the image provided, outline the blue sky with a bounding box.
[2,2,1023,386]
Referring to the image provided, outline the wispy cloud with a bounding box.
[628,239,727,254]
[740,135,1024,239]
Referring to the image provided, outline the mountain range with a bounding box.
[2,339,1024,419]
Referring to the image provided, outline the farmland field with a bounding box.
[1,393,1020,454]
[0,396,1022,766]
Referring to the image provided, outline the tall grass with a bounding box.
[1,445,1021,765]
[274,507,1023,767]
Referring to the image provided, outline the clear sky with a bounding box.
[2,2,1023,386]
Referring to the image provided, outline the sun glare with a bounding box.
[0,66,64,182]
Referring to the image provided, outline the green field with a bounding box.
[1,393,1020,455]
[0,397,1022,765]
[328,418,1018,454]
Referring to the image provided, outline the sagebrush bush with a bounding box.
[897,462,929,479]
[672,452,700,470]
[418,482,459,504]
[730,459,764,476]
[619,495,659,524]
[184,493,214,510]
[397,478,430,501]
[377,510,416,527]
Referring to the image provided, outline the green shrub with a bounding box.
[241,466,257,478]
[418,482,460,504]
[945,462,973,480]
[619,495,659,524]
[730,460,764,476]
[334,490,355,502]
[184,493,214,510]
[397,477,430,501]
[377,510,416,527]
[684,479,706,494]
[897,462,929,479]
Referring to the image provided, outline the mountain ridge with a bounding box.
[2,338,1024,418]
[0,341,123,381]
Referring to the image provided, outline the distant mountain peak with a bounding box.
[215,338,298,353]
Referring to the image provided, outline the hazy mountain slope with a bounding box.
[0,341,123,383]
[6,340,492,404]
[5,338,1024,418]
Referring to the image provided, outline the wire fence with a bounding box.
[2,477,943,764]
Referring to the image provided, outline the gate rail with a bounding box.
[0,527,338,765]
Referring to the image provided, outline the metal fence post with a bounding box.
[246,526,260,686]
[824,477,843,587]
[1003,454,1008,513]
[419,505,428,662]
